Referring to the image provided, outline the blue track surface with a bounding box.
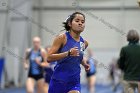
[0,84,123,93]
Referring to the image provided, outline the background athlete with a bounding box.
[24,36,48,93]
[86,48,96,93]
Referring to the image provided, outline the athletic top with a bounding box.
[52,32,85,82]
[87,57,96,74]
[29,49,43,75]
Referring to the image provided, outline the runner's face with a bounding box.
[33,38,40,49]
[70,14,85,33]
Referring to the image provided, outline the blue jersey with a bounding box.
[52,32,85,83]
[87,57,96,74]
[29,49,43,75]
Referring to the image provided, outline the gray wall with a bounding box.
[32,0,140,49]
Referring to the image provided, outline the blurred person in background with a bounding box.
[24,36,48,93]
[118,30,140,93]
[113,58,122,92]
[86,48,96,93]
[44,46,57,93]
[109,58,122,92]
[109,59,115,87]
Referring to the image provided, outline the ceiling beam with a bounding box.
[32,6,140,11]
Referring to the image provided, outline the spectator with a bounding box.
[118,29,140,93]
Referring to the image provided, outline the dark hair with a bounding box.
[63,12,85,31]
[127,29,139,43]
